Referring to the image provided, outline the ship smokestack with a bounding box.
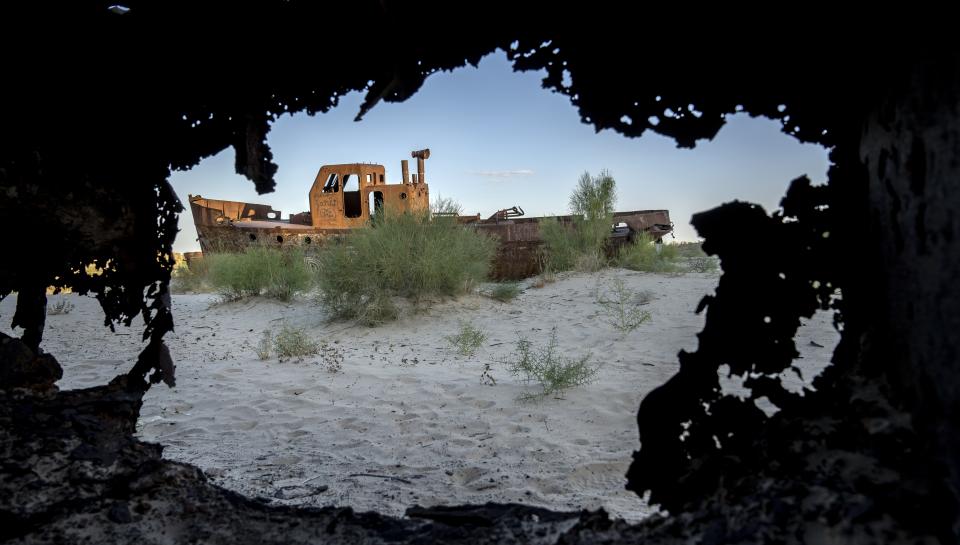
[411,148,430,184]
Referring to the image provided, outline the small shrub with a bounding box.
[687,256,719,273]
[538,217,611,274]
[47,300,75,315]
[529,265,557,289]
[569,169,617,263]
[538,217,581,273]
[264,250,314,300]
[659,241,679,262]
[254,330,272,360]
[674,241,707,258]
[616,232,682,273]
[538,170,618,273]
[488,282,521,302]
[431,196,464,216]
[171,258,210,293]
[596,278,652,333]
[315,209,496,325]
[507,327,598,401]
[207,247,312,301]
[574,251,606,273]
[207,252,259,300]
[272,324,320,362]
[570,170,616,218]
[445,321,487,356]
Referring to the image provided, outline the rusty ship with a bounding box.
[188,149,673,279]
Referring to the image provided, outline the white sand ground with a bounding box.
[1,269,839,522]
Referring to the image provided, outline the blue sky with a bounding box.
[170,52,830,254]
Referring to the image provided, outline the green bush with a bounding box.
[207,247,312,301]
[171,258,210,293]
[687,256,719,273]
[207,252,261,299]
[659,241,679,262]
[271,324,320,362]
[570,169,616,218]
[445,321,487,356]
[314,210,497,325]
[507,327,598,401]
[616,232,682,273]
[488,282,521,302]
[539,170,617,273]
[431,196,463,216]
[47,299,75,315]
[596,278,652,333]
[569,169,617,258]
[538,218,581,273]
[538,217,612,273]
[674,241,707,258]
[254,330,272,360]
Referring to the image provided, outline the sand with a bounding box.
[0,269,839,522]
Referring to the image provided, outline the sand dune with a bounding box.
[0,269,839,521]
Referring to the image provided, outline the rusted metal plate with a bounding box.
[188,196,284,226]
[489,241,543,280]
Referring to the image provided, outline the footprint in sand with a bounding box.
[169,403,194,413]
[338,439,370,450]
[472,400,496,409]
[452,466,485,485]
[233,420,258,431]
[79,359,123,371]
[566,462,626,491]
[227,406,260,419]
[529,477,566,495]
[171,427,206,437]
[270,454,302,466]
[338,418,369,432]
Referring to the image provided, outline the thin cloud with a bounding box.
[471,169,535,179]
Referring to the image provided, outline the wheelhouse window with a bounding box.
[322,173,340,193]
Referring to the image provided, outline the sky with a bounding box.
[169,52,830,254]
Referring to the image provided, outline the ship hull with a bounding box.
[189,196,672,280]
